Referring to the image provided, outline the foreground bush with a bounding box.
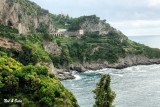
[0,55,79,107]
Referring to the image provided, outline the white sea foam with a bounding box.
[109,73,123,77]
[85,68,109,74]
[74,75,81,80]
[74,88,83,90]
[71,84,75,87]
[137,70,147,73]
[84,70,95,73]
[149,64,160,69]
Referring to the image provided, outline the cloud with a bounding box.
[148,0,160,6]
[111,20,160,28]
[110,20,160,35]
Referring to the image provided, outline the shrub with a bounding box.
[93,74,116,107]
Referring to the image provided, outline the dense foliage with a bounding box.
[17,0,49,16]
[64,31,127,63]
[51,14,160,64]
[49,47,72,68]
[50,14,71,29]
[0,24,18,33]
[93,74,116,107]
[0,31,54,65]
[68,15,101,31]
[1,13,160,66]
[0,52,79,107]
[0,45,38,66]
[54,29,160,65]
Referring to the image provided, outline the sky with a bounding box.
[30,0,160,36]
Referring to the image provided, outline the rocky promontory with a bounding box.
[69,55,160,72]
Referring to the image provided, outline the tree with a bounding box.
[93,74,116,107]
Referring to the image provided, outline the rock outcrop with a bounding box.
[36,62,74,80]
[79,16,113,34]
[0,36,22,51]
[0,0,55,34]
[42,40,62,56]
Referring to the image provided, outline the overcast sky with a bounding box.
[30,0,160,36]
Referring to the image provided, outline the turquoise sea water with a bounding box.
[62,36,160,107]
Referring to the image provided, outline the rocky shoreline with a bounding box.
[56,55,160,80]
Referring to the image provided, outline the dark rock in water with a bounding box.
[55,68,75,80]
[70,63,87,72]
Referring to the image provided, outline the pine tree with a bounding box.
[93,74,116,107]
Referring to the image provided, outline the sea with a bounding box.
[62,36,160,107]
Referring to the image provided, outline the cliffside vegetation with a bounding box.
[55,30,160,64]
[1,14,160,67]
[67,15,108,31]
[0,24,19,34]
[0,51,79,107]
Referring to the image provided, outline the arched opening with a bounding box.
[8,20,13,26]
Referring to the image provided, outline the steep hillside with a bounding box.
[0,24,74,80]
[54,15,160,71]
[0,0,160,75]
[56,29,160,71]
[0,0,55,34]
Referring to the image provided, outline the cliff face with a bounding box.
[0,0,56,34]
[43,40,62,56]
[80,19,112,35]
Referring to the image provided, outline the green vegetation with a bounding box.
[0,52,79,107]
[68,15,101,31]
[128,40,160,58]
[50,47,72,68]
[0,24,18,33]
[0,31,53,65]
[36,23,49,33]
[49,14,109,31]
[54,29,160,64]
[0,24,72,68]
[1,13,160,66]
[7,0,50,33]
[50,14,71,29]
[5,0,160,65]
[18,0,49,16]
[93,74,116,107]
[4,0,160,64]
[0,46,38,66]
[1,0,160,106]
[54,31,127,63]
